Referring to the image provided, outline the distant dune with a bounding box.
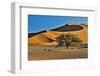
[28,23,88,46]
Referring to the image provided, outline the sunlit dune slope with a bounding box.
[28,23,88,46]
[28,33,57,46]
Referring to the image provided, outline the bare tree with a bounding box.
[55,33,82,49]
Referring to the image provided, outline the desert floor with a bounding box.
[28,46,88,61]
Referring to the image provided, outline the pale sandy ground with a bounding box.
[28,46,88,60]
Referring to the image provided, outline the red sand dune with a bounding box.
[28,23,88,46]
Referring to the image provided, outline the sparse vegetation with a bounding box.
[28,46,88,60]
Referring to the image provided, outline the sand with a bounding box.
[28,46,88,60]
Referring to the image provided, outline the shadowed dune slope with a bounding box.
[51,24,83,31]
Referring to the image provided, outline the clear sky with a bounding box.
[28,15,88,33]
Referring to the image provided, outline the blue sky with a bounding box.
[28,15,88,33]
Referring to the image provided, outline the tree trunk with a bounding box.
[66,45,69,49]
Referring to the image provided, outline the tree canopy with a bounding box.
[55,33,82,49]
